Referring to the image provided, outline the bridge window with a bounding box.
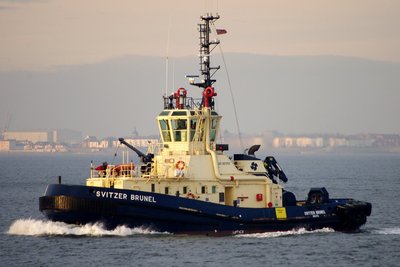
[159,119,171,142]
[210,118,217,142]
[159,111,171,116]
[190,119,197,141]
[172,111,187,116]
[172,119,187,142]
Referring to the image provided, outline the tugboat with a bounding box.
[39,14,371,235]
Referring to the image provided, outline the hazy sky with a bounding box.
[1,0,400,71]
[1,0,400,137]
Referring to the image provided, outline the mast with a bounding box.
[187,14,221,108]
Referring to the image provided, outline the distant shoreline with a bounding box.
[1,147,399,156]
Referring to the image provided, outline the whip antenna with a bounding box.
[165,16,172,97]
[211,23,244,151]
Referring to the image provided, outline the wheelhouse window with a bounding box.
[172,111,187,116]
[172,119,187,142]
[159,119,171,142]
[190,119,197,141]
[159,111,171,116]
[210,117,218,142]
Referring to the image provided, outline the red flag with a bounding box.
[216,28,227,35]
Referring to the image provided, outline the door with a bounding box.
[225,186,235,206]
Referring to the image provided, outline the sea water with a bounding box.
[0,153,399,266]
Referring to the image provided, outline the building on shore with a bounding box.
[0,140,17,151]
[82,136,158,151]
[1,129,81,152]
[272,136,324,149]
[3,129,82,145]
[3,131,52,144]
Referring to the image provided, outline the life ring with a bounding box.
[187,192,197,199]
[176,160,185,170]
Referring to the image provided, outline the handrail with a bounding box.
[163,96,202,110]
[204,108,225,181]
[90,164,136,179]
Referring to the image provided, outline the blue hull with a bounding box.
[39,184,371,235]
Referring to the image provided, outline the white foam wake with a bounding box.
[236,227,334,238]
[375,227,400,235]
[7,218,168,236]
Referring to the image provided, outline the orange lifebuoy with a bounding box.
[176,160,185,170]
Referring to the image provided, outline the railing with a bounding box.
[163,96,202,110]
[90,163,136,179]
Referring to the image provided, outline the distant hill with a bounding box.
[1,53,399,137]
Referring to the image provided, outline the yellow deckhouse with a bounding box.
[154,88,283,208]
